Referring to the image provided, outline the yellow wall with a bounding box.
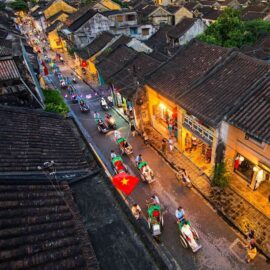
[224,123,270,169]
[44,0,77,19]
[146,84,177,138]
[100,0,121,10]
[174,7,193,24]
[48,30,63,49]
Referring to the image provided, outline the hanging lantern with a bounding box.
[81,60,87,67]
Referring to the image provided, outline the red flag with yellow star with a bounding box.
[112,173,139,195]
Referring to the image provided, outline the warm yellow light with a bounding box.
[159,103,166,110]
[239,156,244,162]
[253,166,259,172]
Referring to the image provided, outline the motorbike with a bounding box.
[71,93,78,103]
[137,161,155,184]
[111,155,128,174]
[100,97,109,111]
[60,79,67,89]
[72,77,77,84]
[97,120,109,133]
[178,219,201,252]
[146,196,164,239]
[116,137,133,155]
[79,102,90,113]
[176,168,192,188]
[105,114,116,129]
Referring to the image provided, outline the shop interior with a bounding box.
[183,129,212,176]
[232,154,270,217]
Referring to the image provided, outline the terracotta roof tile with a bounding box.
[167,18,197,39]
[0,57,20,81]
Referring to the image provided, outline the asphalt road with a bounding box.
[45,60,270,270]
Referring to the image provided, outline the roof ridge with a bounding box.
[0,105,64,119]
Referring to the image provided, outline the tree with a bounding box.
[211,161,231,188]
[9,0,29,12]
[199,8,270,48]
[0,2,6,11]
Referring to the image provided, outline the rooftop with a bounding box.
[67,9,98,32]
[167,18,198,39]
[109,52,162,97]
[96,45,137,81]
[75,32,114,60]
[241,11,268,21]
[0,57,20,82]
[197,6,223,20]
[95,35,132,62]
[178,52,270,127]
[144,24,173,54]
[0,105,94,176]
[46,10,71,23]
[228,78,270,144]
[147,40,229,100]
[46,20,62,33]
[0,180,99,270]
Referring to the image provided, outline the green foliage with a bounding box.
[199,8,270,48]
[9,0,29,11]
[211,161,231,188]
[67,47,75,56]
[43,89,69,116]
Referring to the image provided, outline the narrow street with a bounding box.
[47,61,268,270]
[19,20,268,269]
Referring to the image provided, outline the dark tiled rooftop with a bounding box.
[96,45,137,81]
[110,53,161,97]
[46,20,62,33]
[75,32,114,60]
[96,35,132,62]
[68,9,97,32]
[178,52,270,127]
[0,39,12,56]
[0,180,99,270]
[0,106,93,174]
[228,78,270,144]
[167,18,197,39]
[241,11,268,21]
[147,40,229,99]
[0,57,20,81]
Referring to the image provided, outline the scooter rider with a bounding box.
[101,97,107,106]
[135,154,142,166]
[131,203,142,220]
[176,206,185,222]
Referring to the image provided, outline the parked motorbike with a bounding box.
[71,93,78,103]
[97,119,109,133]
[79,101,90,113]
[72,77,77,84]
[178,219,201,252]
[100,97,109,111]
[81,67,86,75]
[105,113,116,129]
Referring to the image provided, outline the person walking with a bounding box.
[131,204,142,220]
[161,138,167,155]
[130,120,136,137]
[246,240,257,263]
[168,136,174,151]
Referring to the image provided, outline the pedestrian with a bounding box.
[246,240,257,263]
[94,111,100,123]
[173,124,178,138]
[142,131,149,144]
[130,120,136,137]
[131,203,142,220]
[168,136,174,151]
[161,138,167,155]
[246,229,255,244]
[168,119,173,135]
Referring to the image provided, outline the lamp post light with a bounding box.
[38,160,57,180]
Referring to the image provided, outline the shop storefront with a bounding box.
[181,113,215,175]
[234,154,270,190]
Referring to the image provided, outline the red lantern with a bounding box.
[81,60,87,67]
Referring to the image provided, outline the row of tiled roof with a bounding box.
[144,40,270,143]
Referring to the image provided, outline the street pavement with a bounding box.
[47,60,269,270]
